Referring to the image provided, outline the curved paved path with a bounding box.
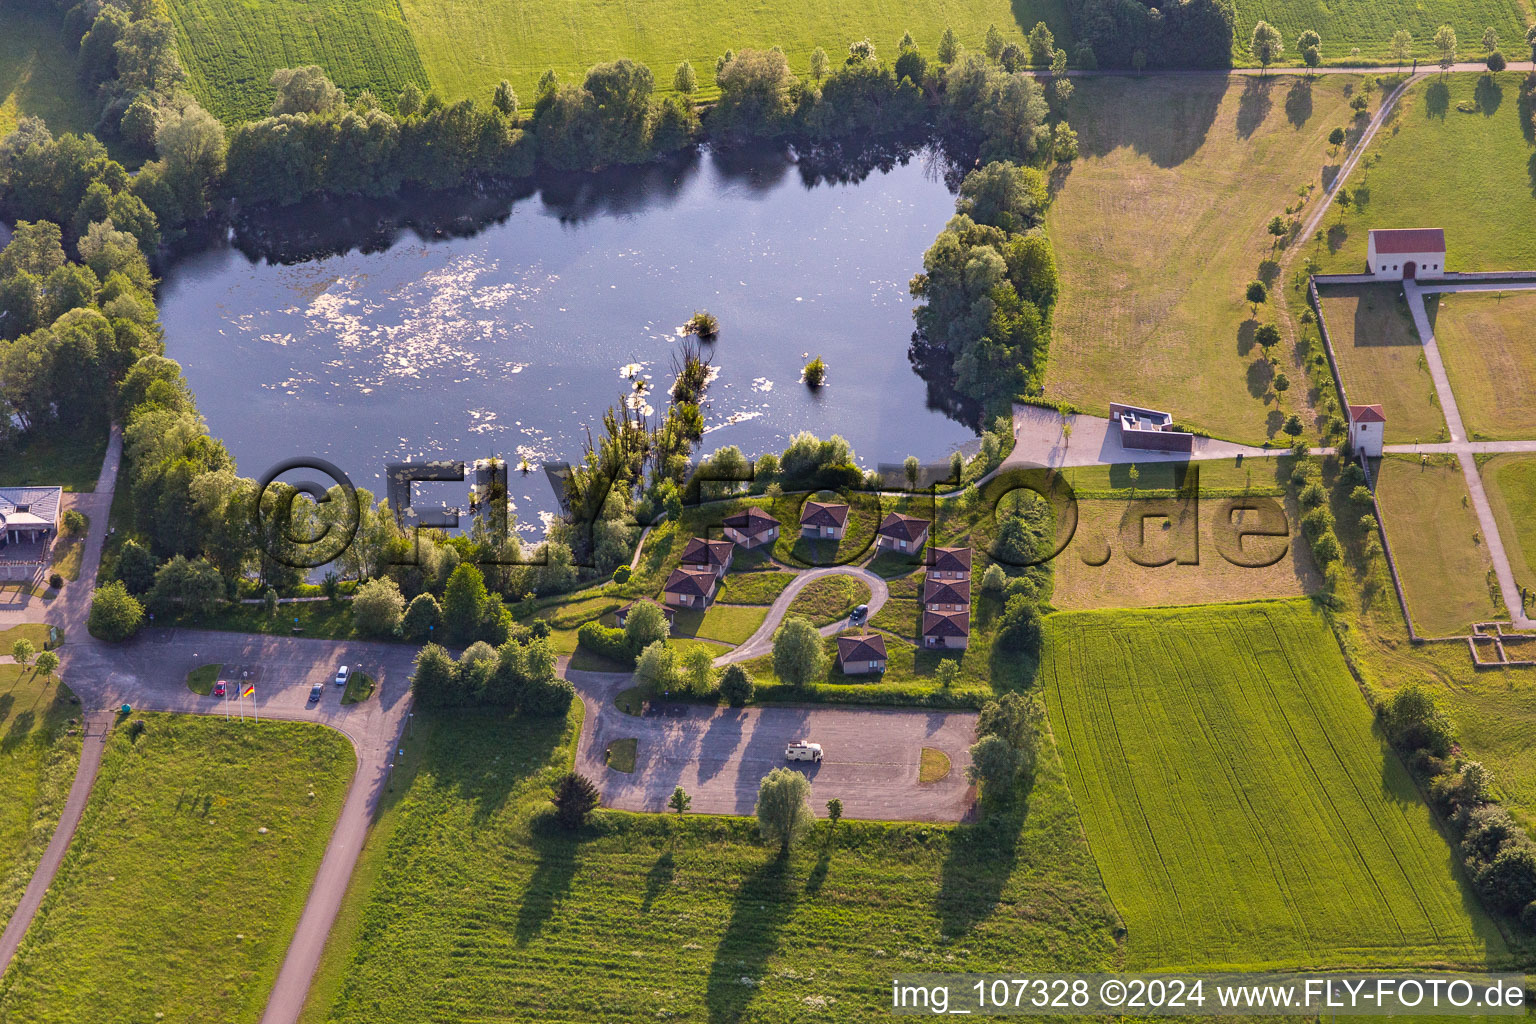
[569,665,976,821]
[716,563,891,664]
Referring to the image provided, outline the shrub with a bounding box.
[803,356,827,387]
[1310,532,1341,564]
[1350,485,1373,506]
[980,563,1006,593]
[402,592,442,641]
[965,734,1019,797]
[88,580,143,642]
[1461,805,1523,866]
[577,620,633,664]
[551,771,600,829]
[1522,900,1536,931]
[49,573,64,590]
[719,663,755,706]
[63,508,86,535]
[685,310,719,338]
[622,600,670,654]
[1475,842,1536,913]
[1299,481,1326,509]
[353,576,405,637]
[612,564,632,583]
[634,639,678,690]
[995,595,1042,653]
[1381,684,1454,757]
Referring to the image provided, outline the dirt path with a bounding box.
[0,710,112,975]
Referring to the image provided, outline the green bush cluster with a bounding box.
[410,635,573,714]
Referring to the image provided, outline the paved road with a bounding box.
[1399,281,1536,629]
[570,668,976,821]
[0,710,111,974]
[717,564,891,664]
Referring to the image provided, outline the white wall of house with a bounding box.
[1349,419,1384,457]
[1366,241,1445,280]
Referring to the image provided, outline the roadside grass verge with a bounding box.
[50,513,87,582]
[1375,454,1500,636]
[0,623,55,652]
[0,715,354,1024]
[1480,455,1536,598]
[0,426,108,492]
[1317,283,1444,444]
[1317,71,1536,276]
[0,665,80,933]
[294,701,1120,1024]
[1045,74,1361,442]
[162,599,362,641]
[786,575,870,625]
[1043,600,1509,969]
[185,662,223,696]
[1433,290,1536,442]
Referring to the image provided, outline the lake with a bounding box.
[158,145,975,533]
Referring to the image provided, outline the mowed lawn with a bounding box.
[0,716,354,1024]
[168,0,1072,121]
[1045,74,1359,443]
[0,665,80,934]
[1050,495,1319,609]
[1319,72,1536,276]
[296,705,1121,1024]
[0,5,99,139]
[1317,283,1445,444]
[1481,454,1536,596]
[1042,601,1508,970]
[1234,0,1530,66]
[1375,454,1501,636]
[1433,290,1536,442]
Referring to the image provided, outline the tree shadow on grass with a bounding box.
[1074,78,1222,168]
[936,803,1027,936]
[515,816,585,943]
[1425,79,1451,119]
[1,708,35,752]
[1247,356,1275,400]
[705,855,797,1023]
[1284,77,1314,128]
[1236,317,1258,356]
[641,849,675,911]
[1236,77,1274,139]
[1474,74,1502,117]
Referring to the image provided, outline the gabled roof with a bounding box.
[924,578,971,605]
[1369,228,1445,254]
[0,486,61,527]
[723,506,779,532]
[922,609,970,638]
[1348,403,1386,424]
[837,633,888,662]
[681,536,734,567]
[664,566,717,597]
[877,511,930,542]
[928,546,972,572]
[800,500,850,528]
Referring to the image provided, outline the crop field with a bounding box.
[0,665,79,934]
[167,0,1073,122]
[1375,454,1501,636]
[1318,71,1536,276]
[1433,290,1536,442]
[1042,601,1508,970]
[1480,454,1536,595]
[1235,0,1531,66]
[296,704,1120,1024]
[0,715,354,1024]
[1045,74,1361,443]
[1050,496,1318,609]
[1317,283,1445,444]
[0,6,98,139]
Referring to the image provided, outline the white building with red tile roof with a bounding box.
[1347,403,1385,457]
[1367,228,1445,281]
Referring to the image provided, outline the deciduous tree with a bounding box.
[755,767,813,854]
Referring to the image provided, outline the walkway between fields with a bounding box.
[0,710,112,974]
[1399,280,1536,629]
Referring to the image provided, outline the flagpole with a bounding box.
[252,686,258,724]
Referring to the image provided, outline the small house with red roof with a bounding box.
[723,506,779,549]
[836,633,888,675]
[663,565,719,608]
[681,536,735,577]
[875,512,929,554]
[1367,228,1445,281]
[1348,404,1385,457]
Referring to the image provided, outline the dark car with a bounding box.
[849,604,869,624]
[309,682,324,703]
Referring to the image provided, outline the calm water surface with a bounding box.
[159,146,973,531]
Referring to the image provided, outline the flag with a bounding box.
[242,684,255,698]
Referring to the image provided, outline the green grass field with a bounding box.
[1042,601,1509,970]
[1375,454,1501,635]
[0,427,108,493]
[0,6,99,139]
[296,702,1121,1024]
[1235,0,1532,66]
[1317,283,1445,443]
[1433,290,1536,442]
[1045,74,1362,442]
[1318,71,1536,275]
[0,665,79,935]
[785,574,871,625]
[168,0,1072,121]
[671,601,768,646]
[1481,454,1536,595]
[716,570,795,604]
[0,715,354,1024]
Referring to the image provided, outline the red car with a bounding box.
[213,680,228,698]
